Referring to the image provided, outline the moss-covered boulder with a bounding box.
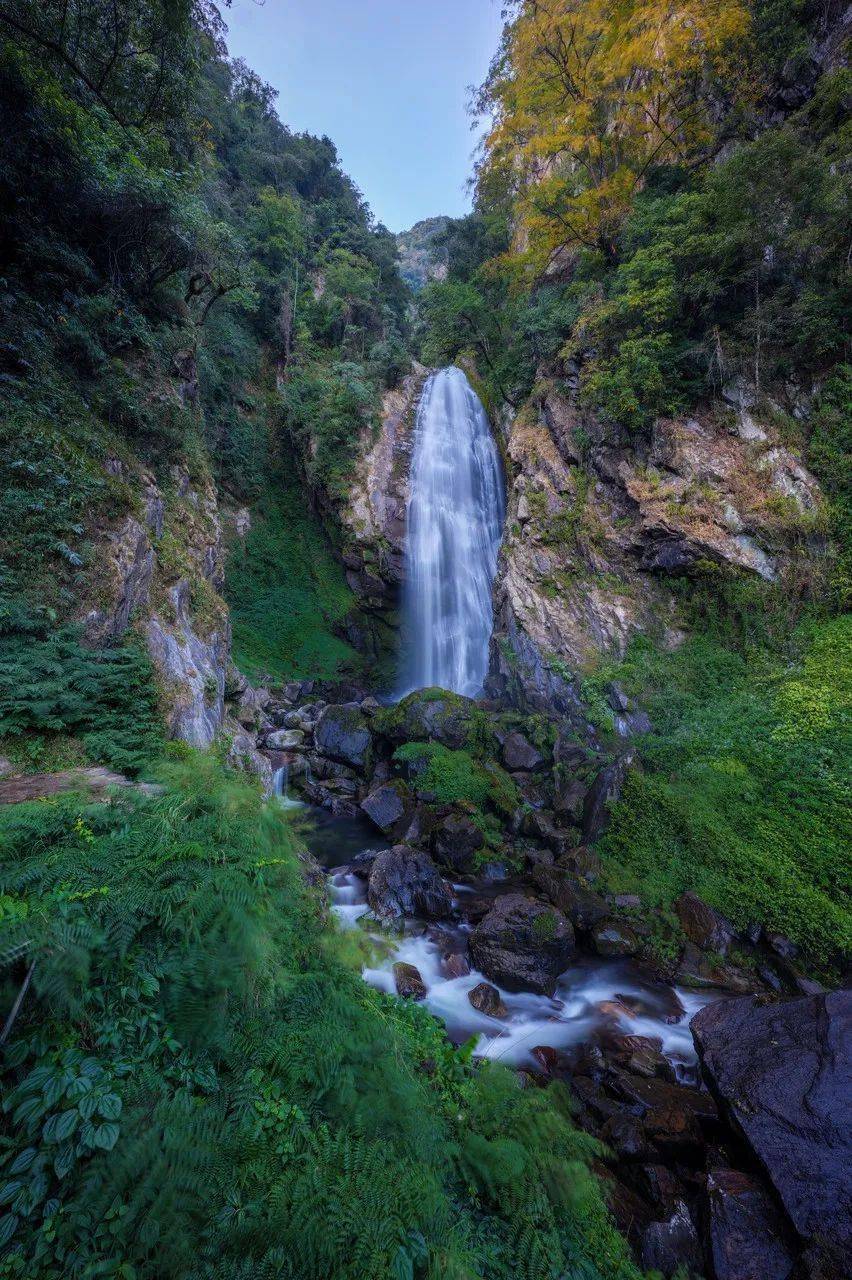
[469,894,574,995]
[314,703,373,771]
[376,688,493,752]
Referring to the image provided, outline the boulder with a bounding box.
[582,752,633,842]
[382,689,483,751]
[264,727,306,751]
[692,991,852,1259]
[531,864,609,932]
[640,1201,701,1277]
[590,919,640,957]
[706,1168,796,1280]
[553,773,588,822]
[502,731,544,772]
[314,704,373,771]
[442,952,470,979]
[367,846,452,921]
[431,811,484,874]
[360,780,412,839]
[469,894,574,996]
[468,981,508,1018]
[676,891,735,955]
[393,961,427,1000]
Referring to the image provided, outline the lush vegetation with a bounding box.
[225,471,361,685]
[0,760,641,1280]
[594,616,851,974]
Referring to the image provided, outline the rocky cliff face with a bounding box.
[339,363,429,655]
[487,374,824,716]
[81,454,272,787]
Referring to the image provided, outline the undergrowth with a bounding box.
[225,471,362,685]
[597,615,852,974]
[0,759,639,1280]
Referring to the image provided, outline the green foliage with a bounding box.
[225,471,361,684]
[0,759,640,1280]
[597,619,852,973]
[807,365,852,609]
[393,742,520,818]
[0,621,163,775]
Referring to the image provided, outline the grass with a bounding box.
[225,471,362,685]
[596,615,852,975]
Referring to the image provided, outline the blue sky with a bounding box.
[222,0,505,233]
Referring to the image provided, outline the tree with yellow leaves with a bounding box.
[476,0,753,271]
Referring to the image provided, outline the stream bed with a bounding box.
[293,803,714,1081]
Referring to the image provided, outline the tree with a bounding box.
[476,0,752,268]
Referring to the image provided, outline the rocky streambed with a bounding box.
[258,684,850,1279]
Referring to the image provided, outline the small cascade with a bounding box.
[400,366,505,698]
[272,763,303,811]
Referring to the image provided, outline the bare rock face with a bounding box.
[342,363,427,611]
[692,991,852,1266]
[675,891,735,955]
[469,893,574,995]
[488,380,824,717]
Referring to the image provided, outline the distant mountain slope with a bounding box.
[395,216,450,290]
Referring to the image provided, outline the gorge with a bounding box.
[0,2,849,1279]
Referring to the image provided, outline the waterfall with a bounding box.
[400,366,505,698]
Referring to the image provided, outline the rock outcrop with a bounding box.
[488,380,823,716]
[692,990,852,1268]
[469,894,574,995]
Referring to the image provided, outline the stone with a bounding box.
[468,981,507,1019]
[393,962,427,1000]
[582,752,633,842]
[590,919,640,957]
[430,811,484,874]
[635,1164,685,1213]
[469,894,574,996]
[640,1201,701,1277]
[692,991,852,1259]
[706,1168,796,1280]
[367,846,452,921]
[360,781,412,839]
[556,844,601,880]
[442,952,470,979]
[314,704,373,771]
[530,864,609,932]
[600,1113,651,1161]
[382,689,481,751]
[611,1035,670,1080]
[675,891,735,955]
[264,728,306,751]
[553,773,588,821]
[502,731,544,772]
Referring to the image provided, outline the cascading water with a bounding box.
[399,366,505,698]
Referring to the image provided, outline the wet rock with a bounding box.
[692,991,852,1259]
[531,864,609,932]
[676,891,735,955]
[502,731,544,772]
[609,1072,719,1124]
[393,961,427,1001]
[582,752,634,841]
[677,942,759,994]
[360,780,413,839]
[553,773,588,821]
[640,1200,701,1277]
[604,1174,655,1245]
[367,846,452,921]
[431,811,484,874]
[635,1164,685,1214]
[314,704,373,771]
[469,893,575,996]
[600,1113,651,1161]
[468,981,507,1018]
[706,1168,796,1280]
[611,1034,671,1080]
[590,919,640,957]
[442,952,470,979]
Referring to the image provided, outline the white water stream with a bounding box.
[399,366,505,698]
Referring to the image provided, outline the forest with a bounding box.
[0,1,849,1278]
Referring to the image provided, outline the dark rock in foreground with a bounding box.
[676,890,735,955]
[360,780,412,838]
[468,980,507,1018]
[469,893,574,995]
[692,991,852,1265]
[367,846,452,921]
[706,1168,795,1280]
[393,961,427,1000]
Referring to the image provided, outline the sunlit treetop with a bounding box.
[476,0,754,272]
